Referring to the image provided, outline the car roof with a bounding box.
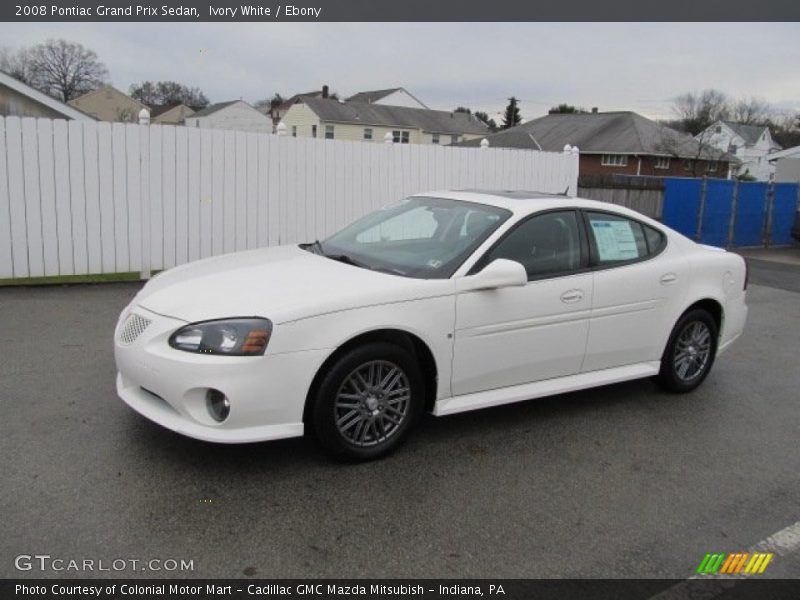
[410,189,632,215]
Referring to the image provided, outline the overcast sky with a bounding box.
[2,22,798,121]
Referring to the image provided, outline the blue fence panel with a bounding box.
[771,183,798,246]
[733,182,768,247]
[662,178,702,238]
[700,179,735,247]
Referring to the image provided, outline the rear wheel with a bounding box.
[312,342,424,460]
[656,309,718,393]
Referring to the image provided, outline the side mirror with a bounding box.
[457,259,528,292]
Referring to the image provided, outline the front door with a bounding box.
[452,210,593,396]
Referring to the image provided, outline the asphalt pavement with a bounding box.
[1,255,799,580]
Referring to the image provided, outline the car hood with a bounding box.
[135,245,452,324]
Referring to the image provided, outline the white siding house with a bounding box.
[768,145,800,183]
[281,97,490,146]
[184,100,272,133]
[698,121,782,181]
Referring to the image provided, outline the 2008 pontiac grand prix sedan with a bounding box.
[115,190,748,459]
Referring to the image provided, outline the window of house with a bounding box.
[715,125,722,133]
[708,161,719,172]
[325,125,334,139]
[312,125,317,138]
[601,154,628,167]
[363,128,373,141]
[291,126,297,137]
[654,156,670,170]
[482,211,582,280]
[432,134,440,145]
[392,130,410,144]
[451,135,460,144]
[683,159,695,171]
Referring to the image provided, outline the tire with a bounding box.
[656,308,718,393]
[311,342,424,460]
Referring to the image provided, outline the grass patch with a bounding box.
[0,272,143,287]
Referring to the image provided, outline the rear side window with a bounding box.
[643,224,667,255]
[586,212,648,265]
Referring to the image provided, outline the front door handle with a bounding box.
[560,289,584,303]
[660,273,678,285]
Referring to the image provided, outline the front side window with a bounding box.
[586,212,648,264]
[451,135,459,144]
[291,125,297,137]
[392,130,410,144]
[318,197,510,279]
[325,125,334,139]
[481,211,582,280]
[432,133,440,145]
[363,128,373,140]
[312,125,317,138]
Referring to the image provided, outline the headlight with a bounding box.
[168,318,272,356]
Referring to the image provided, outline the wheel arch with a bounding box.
[662,297,724,357]
[302,328,439,425]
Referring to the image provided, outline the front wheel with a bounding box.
[656,309,718,393]
[312,342,424,460]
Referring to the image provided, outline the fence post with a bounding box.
[726,179,739,248]
[764,181,775,247]
[139,123,151,280]
[695,176,708,242]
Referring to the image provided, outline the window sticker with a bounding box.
[590,220,639,261]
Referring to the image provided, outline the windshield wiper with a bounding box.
[323,253,372,270]
[301,239,325,255]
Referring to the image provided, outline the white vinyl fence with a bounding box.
[0,116,578,279]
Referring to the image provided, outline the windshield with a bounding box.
[307,197,511,279]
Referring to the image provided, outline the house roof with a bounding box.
[346,88,401,103]
[346,88,429,109]
[300,97,490,135]
[148,102,188,118]
[767,145,800,161]
[69,85,146,109]
[458,111,729,160]
[192,100,240,117]
[721,121,771,146]
[0,70,95,121]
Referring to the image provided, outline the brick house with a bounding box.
[459,111,732,178]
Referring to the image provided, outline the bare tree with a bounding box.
[654,122,727,178]
[0,46,33,84]
[731,97,770,125]
[254,93,285,113]
[672,89,730,136]
[129,81,209,108]
[23,39,109,101]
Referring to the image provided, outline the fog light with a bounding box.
[206,389,230,422]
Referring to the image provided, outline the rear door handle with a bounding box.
[560,289,584,303]
[660,273,677,285]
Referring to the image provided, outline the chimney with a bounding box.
[591,107,598,114]
[322,85,329,99]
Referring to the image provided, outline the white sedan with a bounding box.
[115,190,748,459]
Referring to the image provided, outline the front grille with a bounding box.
[118,313,151,345]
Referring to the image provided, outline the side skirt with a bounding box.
[433,362,661,416]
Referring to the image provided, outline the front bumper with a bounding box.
[114,306,330,443]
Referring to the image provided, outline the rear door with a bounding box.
[581,210,687,372]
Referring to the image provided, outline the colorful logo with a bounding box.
[696,552,773,575]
